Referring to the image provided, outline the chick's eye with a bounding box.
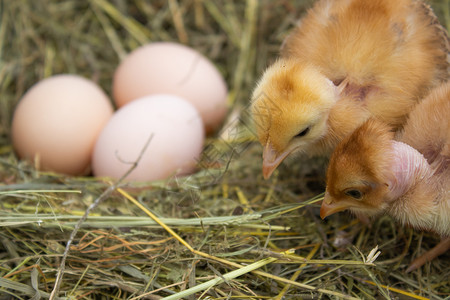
[345,189,363,199]
[295,127,310,138]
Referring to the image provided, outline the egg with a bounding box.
[92,94,204,182]
[11,74,114,175]
[112,42,228,134]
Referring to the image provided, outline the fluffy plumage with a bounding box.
[251,0,449,179]
[321,81,450,271]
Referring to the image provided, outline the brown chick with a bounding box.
[251,0,449,179]
[321,81,450,272]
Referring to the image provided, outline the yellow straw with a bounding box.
[363,280,430,300]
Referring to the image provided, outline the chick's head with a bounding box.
[321,119,395,219]
[251,58,338,179]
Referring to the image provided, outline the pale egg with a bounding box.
[92,94,204,182]
[112,42,228,134]
[11,74,114,175]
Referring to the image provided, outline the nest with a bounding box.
[0,0,449,299]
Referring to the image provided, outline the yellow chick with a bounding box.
[251,0,449,179]
[321,81,450,271]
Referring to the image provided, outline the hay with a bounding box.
[1,0,449,299]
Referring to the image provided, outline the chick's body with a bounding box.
[252,0,449,178]
[322,81,450,271]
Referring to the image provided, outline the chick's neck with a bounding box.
[385,141,438,228]
[388,141,432,199]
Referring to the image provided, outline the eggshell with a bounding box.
[112,42,228,133]
[92,94,204,182]
[11,74,114,175]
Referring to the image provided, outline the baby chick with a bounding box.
[321,81,450,271]
[251,0,449,179]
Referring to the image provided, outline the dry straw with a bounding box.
[1,0,449,299]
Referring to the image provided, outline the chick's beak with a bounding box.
[320,192,348,219]
[262,141,292,179]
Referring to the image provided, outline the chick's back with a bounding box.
[282,0,450,127]
[400,81,450,175]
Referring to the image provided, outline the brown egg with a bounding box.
[12,74,114,175]
[113,42,228,134]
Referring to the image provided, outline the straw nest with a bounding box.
[1,1,449,299]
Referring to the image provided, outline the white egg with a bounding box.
[92,94,204,181]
